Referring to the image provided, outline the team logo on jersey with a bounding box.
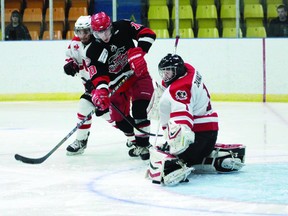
[108,46,127,74]
[175,90,187,100]
[73,44,80,50]
[98,49,108,63]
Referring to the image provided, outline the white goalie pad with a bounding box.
[147,82,165,120]
[193,143,246,174]
[146,147,194,186]
[163,163,194,186]
[165,120,195,155]
[146,147,174,184]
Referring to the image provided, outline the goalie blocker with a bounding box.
[146,143,246,186]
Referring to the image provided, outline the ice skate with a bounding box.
[126,136,136,148]
[128,145,151,160]
[66,133,89,156]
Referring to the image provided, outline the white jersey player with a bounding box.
[64,16,92,88]
[146,54,245,186]
[63,16,111,155]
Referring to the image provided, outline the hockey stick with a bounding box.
[14,111,95,164]
[110,37,181,139]
[110,102,163,137]
[14,72,133,164]
[80,77,162,137]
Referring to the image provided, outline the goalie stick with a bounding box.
[154,35,180,143]
[152,35,180,146]
[14,72,133,164]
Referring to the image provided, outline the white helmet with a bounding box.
[74,15,91,31]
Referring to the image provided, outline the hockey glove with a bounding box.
[127,47,148,77]
[165,120,195,155]
[63,61,79,77]
[91,88,110,111]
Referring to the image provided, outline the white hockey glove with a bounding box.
[147,82,165,120]
[165,120,195,155]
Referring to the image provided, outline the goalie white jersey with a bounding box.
[159,63,218,132]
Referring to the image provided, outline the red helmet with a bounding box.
[91,12,111,31]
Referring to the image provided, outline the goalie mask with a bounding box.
[158,54,186,86]
[91,12,112,43]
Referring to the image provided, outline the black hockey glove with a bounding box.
[63,61,79,77]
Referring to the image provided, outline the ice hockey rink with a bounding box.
[0,101,287,216]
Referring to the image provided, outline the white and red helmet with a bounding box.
[74,15,91,31]
[91,12,111,32]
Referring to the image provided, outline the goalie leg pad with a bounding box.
[162,160,194,186]
[146,147,173,184]
[214,143,246,163]
[146,147,194,186]
[193,144,246,173]
[214,143,246,172]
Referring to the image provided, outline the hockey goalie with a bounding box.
[146,53,245,186]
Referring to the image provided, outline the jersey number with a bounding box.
[88,65,97,78]
[130,22,142,30]
[203,84,212,111]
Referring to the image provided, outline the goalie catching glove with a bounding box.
[127,47,148,76]
[91,88,110,111]
[63,61,79,77]
[165,120,195,155]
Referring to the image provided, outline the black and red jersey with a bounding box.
[85,19,156,91]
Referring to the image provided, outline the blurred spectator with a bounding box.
[5,10,31,40]
[268,4,288,37]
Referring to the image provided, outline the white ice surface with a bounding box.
[0,101,288,216]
